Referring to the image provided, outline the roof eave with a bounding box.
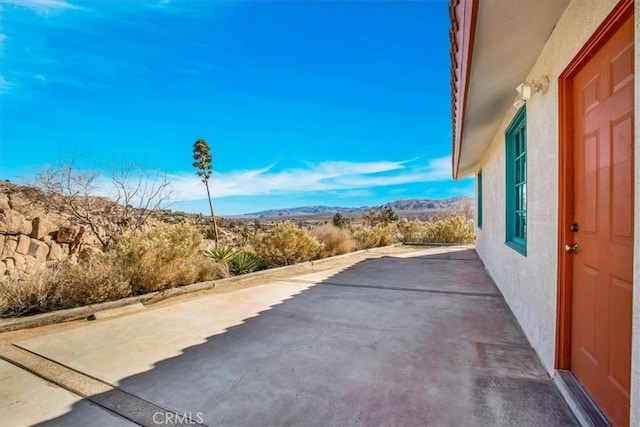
[449,0,479,180]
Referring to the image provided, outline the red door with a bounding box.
[570,14,634,426]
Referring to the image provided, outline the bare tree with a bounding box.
[459,197,474,220]
[192,139,219,245]
[36,160,173,250]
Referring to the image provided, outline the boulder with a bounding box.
[28,238,49,262]
[3,236,18,259]
[24,256,41,274]
[0,196,10,211]
[15,234,31,255]
[4,257,14,271]
[0,208,32,235]
[11,254,26,272]
[47,241,65,261]
[7,192,29,212]
[56,226,78,243]
[69,226,87,254]
[31,217,55,240]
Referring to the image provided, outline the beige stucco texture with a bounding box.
[474,0,639,424]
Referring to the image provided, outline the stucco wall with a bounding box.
[475,0,622,374]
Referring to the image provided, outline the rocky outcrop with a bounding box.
[0,207,32,235]
[0,188,95,276]
[56,226,79,243]
[31,216,55,240]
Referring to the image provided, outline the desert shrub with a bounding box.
[397,213,475,244]
[110,222,212,293]
[311,224,356,257]
[55,257,131,307]
[0,223,231,317]
[350,223,398,249]
[202,255,230,280]
[0,268,60,317]
[230,250,261,275]
[172,252,229,284]
[332,213,347,228]
[396,219,425,243]
[256,221,322,267]
[0,260,131,317]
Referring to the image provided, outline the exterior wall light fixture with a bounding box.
[513,76,549,108]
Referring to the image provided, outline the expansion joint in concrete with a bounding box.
[288,279,500,298]
[0,344,208,426]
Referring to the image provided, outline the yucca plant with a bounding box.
[204,245,237,263]
[230,251,261,275]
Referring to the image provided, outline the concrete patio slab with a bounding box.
[1,247,578,426]
[294,255,496,295]
[15,280,318,385]
[0,360,134,427]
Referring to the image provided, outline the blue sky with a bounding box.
[0,0,473,215]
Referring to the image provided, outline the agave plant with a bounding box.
[230,251,261,275]
[204,245,237,263]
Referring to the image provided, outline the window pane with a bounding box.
[519,185,523,210]
[505,107,527,254]
[477,171,483,228]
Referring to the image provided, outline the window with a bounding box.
[505,107,527,255]
[477,170,483,229]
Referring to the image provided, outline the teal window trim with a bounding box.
[505,106,527,256]
[477,170,483,229]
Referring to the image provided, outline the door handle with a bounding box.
[564,244,579,254]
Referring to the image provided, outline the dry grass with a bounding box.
[0,268,60,317]
[0,223,229,317]
[311,224,356,257]
[55,257,131,307]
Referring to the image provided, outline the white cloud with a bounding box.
[3,0,81,13]
[423,156,453,181]
[167,157,453,202]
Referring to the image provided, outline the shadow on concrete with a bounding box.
[32,248,578,426]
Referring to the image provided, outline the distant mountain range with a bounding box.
[237,196,473,220]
